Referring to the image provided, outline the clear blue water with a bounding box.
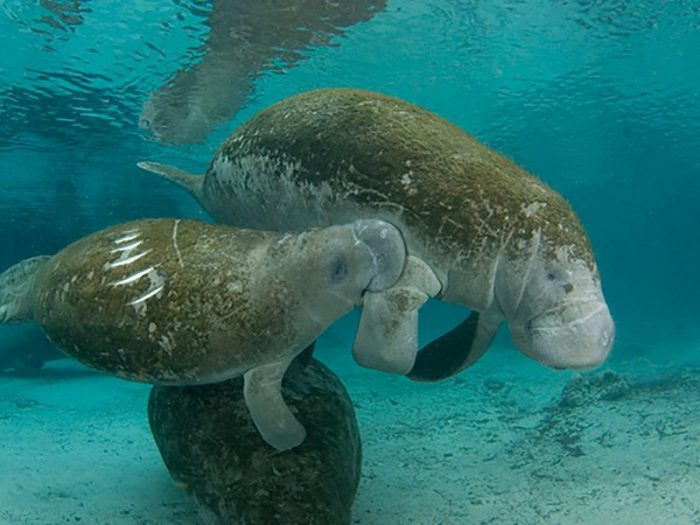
[1,1,699,523]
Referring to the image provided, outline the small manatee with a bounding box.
[0,217,405,449]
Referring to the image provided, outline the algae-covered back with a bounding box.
[148,357,362,525]
[31,219,296,383]
[209,88,595,272]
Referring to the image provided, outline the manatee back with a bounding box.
[32,219,284,384]
[148,357,361,525]
[201,88,590,275]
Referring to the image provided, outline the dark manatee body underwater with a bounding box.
[139,88,615,380]
[148,356,361,525]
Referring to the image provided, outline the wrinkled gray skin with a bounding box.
[139,88,615,380]
[0,217,405,449]
[148,356,361,525]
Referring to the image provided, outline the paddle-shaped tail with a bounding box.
[137,161,203,198]
[0,255,51,323]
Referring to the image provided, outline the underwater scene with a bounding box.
[0,1,699,523]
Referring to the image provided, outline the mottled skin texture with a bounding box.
[2,215,405,448]
[202,88,595,300]
[30,217,402,385]
[148,357,361,525]
[32,219,311,384]
[139,88,614,375]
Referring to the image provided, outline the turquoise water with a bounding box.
[1,1,699,523]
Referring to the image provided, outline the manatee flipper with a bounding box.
[0,255,51,324]
[136,161,203,198]
[290,341,316,373]
[243,355,306,451]
[407,311,502,382]
[352,256,441,374]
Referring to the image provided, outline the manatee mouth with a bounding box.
[515,300,615,370]
[351,219,407,292]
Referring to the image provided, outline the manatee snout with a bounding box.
[512,298,614,370]
[351,219,406,292]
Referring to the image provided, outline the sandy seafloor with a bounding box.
[1,322,699,525]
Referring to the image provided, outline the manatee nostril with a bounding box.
[328,256,348,285]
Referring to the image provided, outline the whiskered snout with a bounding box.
[512,299,615,370]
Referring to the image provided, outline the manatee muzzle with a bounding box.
[513,298,615,369]
[351,219,406,292]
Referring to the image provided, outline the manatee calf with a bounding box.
[138,88,615,379]
[148,356,361,525]
[0,217,405,449]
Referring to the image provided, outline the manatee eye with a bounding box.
[546,272,557,281]
[328,256,348,285]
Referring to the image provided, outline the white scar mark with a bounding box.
[115,232,141,243]
[110,240,143,253]
[172,219,184,268]
[107,250,151,268]
[128,285,164,306]
[105,229,149,269]
[110,266,155,287]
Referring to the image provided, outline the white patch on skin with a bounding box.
[114,232,141,244]
[128,268,166,315]
[106,230,150,270]
[522,201,547,218]
[110,240,143,253]
[158,334,174,355]
[211,153,342,230]
[110,266,154,287]
[106,250,151,269]
[128,284,164,306]
[171,219,184,268]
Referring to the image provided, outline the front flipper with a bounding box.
[407,311,501,382]
[243,356,306,451]
[352,256,441,374]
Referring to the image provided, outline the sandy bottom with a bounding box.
[1,335,699,524]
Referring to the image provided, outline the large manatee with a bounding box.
[138,88,614,379]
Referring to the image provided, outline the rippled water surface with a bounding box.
[2,0,698,344]
[1,1,700,523]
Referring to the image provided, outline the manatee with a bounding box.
[140,0,386,144]
[148,355,361,525]
[0,217,405,449]
[138,88,615,379]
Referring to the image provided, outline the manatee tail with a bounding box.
[0,255,51,324]
[137,161,204,199]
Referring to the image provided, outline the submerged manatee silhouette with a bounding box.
[148,356,361,524]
